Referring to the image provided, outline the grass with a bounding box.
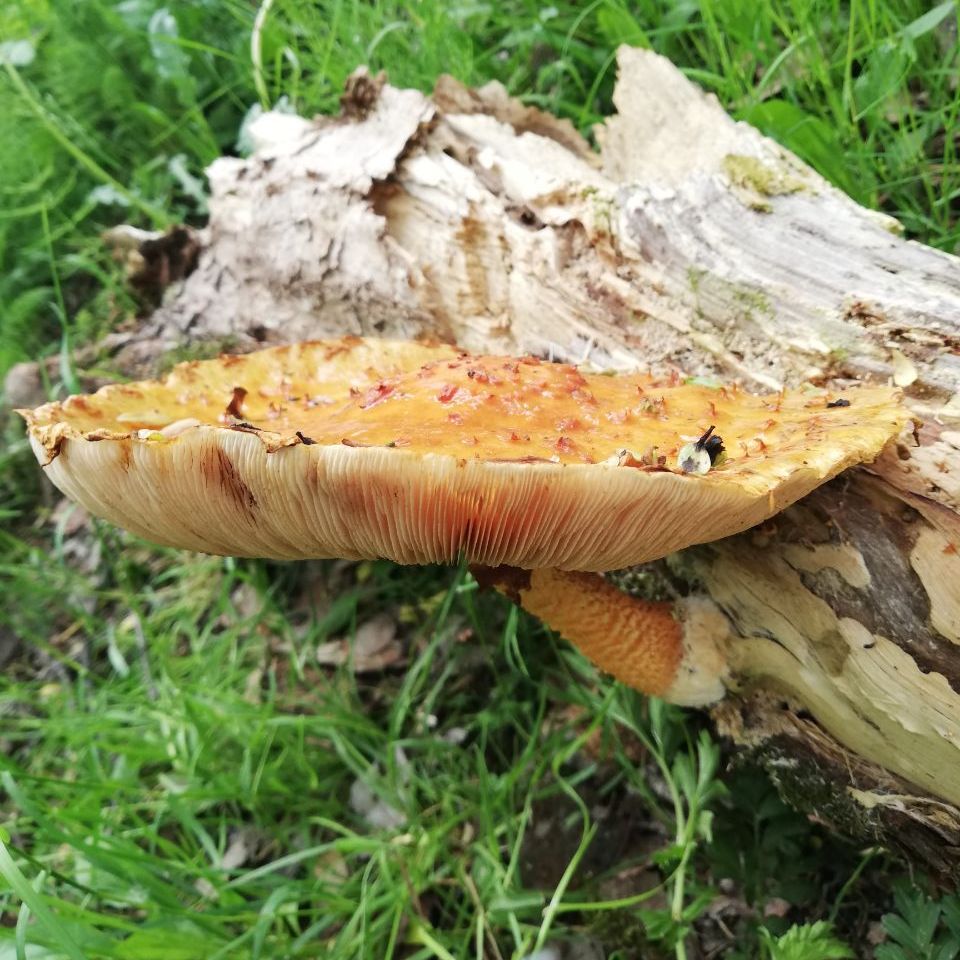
[1,0,959,957]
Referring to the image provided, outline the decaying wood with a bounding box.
[25,50,960,876]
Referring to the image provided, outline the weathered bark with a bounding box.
[45,51,960,876]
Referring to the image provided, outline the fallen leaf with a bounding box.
[220,832,250,871]
[243,667,263,705]
[314,850,349,884]
[354,613,396,657]
[348,778,406,829]
[316,613,404,672]
[314,641,348,667]
[763,896,791,918]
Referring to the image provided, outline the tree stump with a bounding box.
[84,49,960,879]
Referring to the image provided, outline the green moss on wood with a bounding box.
[723,154,806,213]
[157,336,241,375]
[749,738,881,842]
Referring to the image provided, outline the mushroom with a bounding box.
[18,336,908,704]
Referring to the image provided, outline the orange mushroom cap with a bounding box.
[19,336,908,570]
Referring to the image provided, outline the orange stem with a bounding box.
[474,565,683,695]
[473,566,728,705]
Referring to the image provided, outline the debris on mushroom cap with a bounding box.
[677,425,725,475]
[18,336,909,571]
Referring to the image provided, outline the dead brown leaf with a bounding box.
[315,613,404,672]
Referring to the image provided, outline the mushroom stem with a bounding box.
[472,566,730,706]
